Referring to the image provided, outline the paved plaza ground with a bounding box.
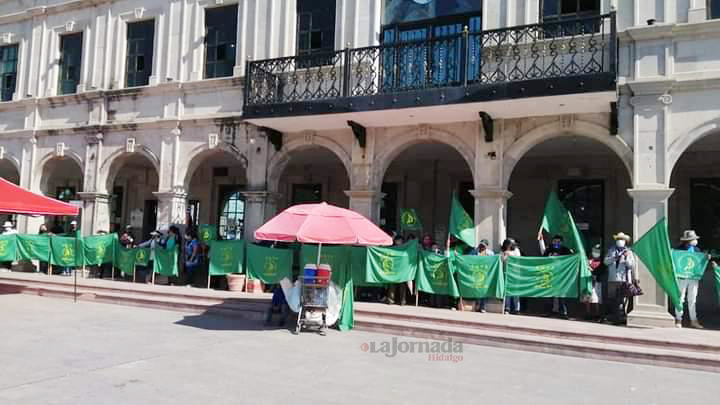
[0,293,717,405]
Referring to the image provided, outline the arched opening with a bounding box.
[380,142,474,242]
[0,158,20,224]
[187,149,247,239]
[275,146,350,210]
[41,157,83,234]
[507,136,633,256]
[669,132,720,320]
[107,154,159,241]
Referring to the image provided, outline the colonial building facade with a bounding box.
[0,0,719,326]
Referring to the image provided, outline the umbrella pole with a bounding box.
[316,243,322,266]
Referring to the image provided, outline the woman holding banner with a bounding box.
[501,238,522,314]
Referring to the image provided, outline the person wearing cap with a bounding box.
[137,230,163,283]
[675,230,705,329]
[1,221,17,270]
[604,232,635,325]
[69,220,79,237]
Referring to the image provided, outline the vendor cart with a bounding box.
[295,265,331,335]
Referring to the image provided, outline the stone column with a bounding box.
[469,188,512,251]
[154,188,188,231]
[344,190,384,223]
[241,191,280,241]
[77,192,111,235]
[626,187,676,328]
[688,0,708,23]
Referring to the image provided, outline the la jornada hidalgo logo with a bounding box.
[360,337,463,362]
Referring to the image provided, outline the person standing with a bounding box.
[501,238,522,314]
[604,232,635,325]
[386,235,407,305]
[184,228,201,287]
[675,230,705,329]
[538,234,573,319]
[37,224,51,274]
[584,244,605,321]
[472,240,495,313]
[1,221,17,270]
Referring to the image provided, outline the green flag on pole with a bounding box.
[16,234,51,261]
[714,264,720,305]
[208,240,244,275]
[671,249,709,281]
[199,225,217,244]
[50,236,82,267]
[416,250,460,297]
[505,254,581,298]
[337,278,355,331]
[450,254,505,299]
[300,245,350,286]
[116,247,137,276]
[0,234,17,262]
[400,208,422,232]
[365,240,418,284]
[631,218,682,311]
[153,247,179,276]
[448,194,476,248]
[246,244,293,284]
[83,234,117,266]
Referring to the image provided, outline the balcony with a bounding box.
[243,13,617,132]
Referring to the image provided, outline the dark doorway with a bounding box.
[142,200,158,240]
[381,182,399,233]
[292,184,322,204]
[690,178,720,252]
[558,179,604,252]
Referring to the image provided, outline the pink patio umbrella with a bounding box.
[254,202,392,263]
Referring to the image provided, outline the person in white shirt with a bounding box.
[603,232,635,325]
[501,238,522,314]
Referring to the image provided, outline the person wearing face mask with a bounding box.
[675,230,704,328]
[501,238,522,314]
[583,244,605,321]
[603,232,635,325]
[538,234,574,318]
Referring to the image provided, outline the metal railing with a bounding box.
[245,13,616,107]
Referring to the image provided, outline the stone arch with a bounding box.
[502,119,633,189]
[99,146,161,194]
[267,136,352,192]
[34,150,85,193]
[0,155,22,179]
[371,126,476,191]
[667,118,720,184]
[181,143,247,190]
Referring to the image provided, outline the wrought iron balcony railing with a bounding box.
[244,13,616,112]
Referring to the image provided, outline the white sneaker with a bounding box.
[675,320,682,328]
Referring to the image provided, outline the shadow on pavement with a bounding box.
[173,300,299,333]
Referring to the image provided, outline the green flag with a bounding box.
[400,208,422,232]
[505,254,581,298]
[338,278,355,331]
[300,245,350,286]
[153,247,179,276]
[209,240,244,275]
[365,240,418,283]
[450,254,504,299]
[247,244,293,284]
[17,234,51,261]
[199,225,217,244]
[448,194,476,248]
[631,218,681,310]
[714,264,720,305]
[672,249,709,281]
[116,247,137,276]
[50,236,82,267]
[416,250,460,297]
[350,246,375,287]
[0,234,17,262]
[83,234,117,266]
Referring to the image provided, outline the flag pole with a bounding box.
[207,274,211,289]
[133,264,136,283]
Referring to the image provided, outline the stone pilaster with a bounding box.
[241,191,280,241]
[154,188,188,231]
[344,190,385,223]
[469,188,512,251]
[77,192,111,236]
[626,187,676,328]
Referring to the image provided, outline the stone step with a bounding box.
[354,315,720,373]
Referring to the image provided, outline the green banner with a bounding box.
[350,246,375,287]
[116,248,137,276]
[300,245,350,286]
[199,225,217,244]
[505,254,580,298]
[133,248,151,266]
[416,250,459,297]
[50,236,82,267]
[16,234,50,262]
[338,278,355,332]
[451,254,504,299]
[0,234,17,262]
[83,234,117,266]
[365,240,418,283]
[672,249,709,281]
[247,244,293,284]
[209,240,244,275]
[449,194,476,248]
[400,208,422,232]
[632,218,681,311]
[153,247,178,276]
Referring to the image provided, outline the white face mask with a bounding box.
[592,251,601,259]
[690,240,699,246]
[616,240,626,248]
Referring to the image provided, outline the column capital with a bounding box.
[241,191,282,204]
[627,187,674,202]
[344,189,385,200]
[153,189,188,201]
[469,188,513,200]
[77,192,110,202]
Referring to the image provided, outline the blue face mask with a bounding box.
[551,242,561,249]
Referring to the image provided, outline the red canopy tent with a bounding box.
[0,177,79,216]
